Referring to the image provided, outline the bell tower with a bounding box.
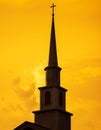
[33,3,73,130]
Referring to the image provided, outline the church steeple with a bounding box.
[45,3,61,87]
[14,4,73,130]
[33,5,73,128]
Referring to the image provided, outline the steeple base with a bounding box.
[33,109,73,130]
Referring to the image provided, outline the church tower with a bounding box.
[14,3,73,130]
[33,3,73,130]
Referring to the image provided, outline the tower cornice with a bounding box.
[44,66,61,71]
[38,86,67,92]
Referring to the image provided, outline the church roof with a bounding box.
[14,121,50,130]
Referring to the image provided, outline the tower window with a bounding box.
[45,91,51,105]
[59,92,63,106]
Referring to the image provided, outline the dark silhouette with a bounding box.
[59,92,63,106]
[14,3,73,130]
[45,91,51,105]
[14,121,50,130]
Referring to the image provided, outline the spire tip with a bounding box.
[50,3,56,16]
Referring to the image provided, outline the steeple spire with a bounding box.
[45,3,61,87]
[49,3,57,66]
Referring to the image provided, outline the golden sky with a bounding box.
[0,0,101,130]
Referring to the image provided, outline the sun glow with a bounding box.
[32,63,45,88]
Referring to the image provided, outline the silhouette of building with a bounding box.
[14,3,73,130]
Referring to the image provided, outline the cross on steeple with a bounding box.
[50,3,56,16]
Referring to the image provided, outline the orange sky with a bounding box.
[0,0,101,130]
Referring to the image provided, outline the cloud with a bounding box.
[13,77,39,111]
[85,121,96,130]
[63,58,101,130]
[0,70,40,129]
[13,77,21,86]
[65,59,101,102]
[1,57,101,130]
